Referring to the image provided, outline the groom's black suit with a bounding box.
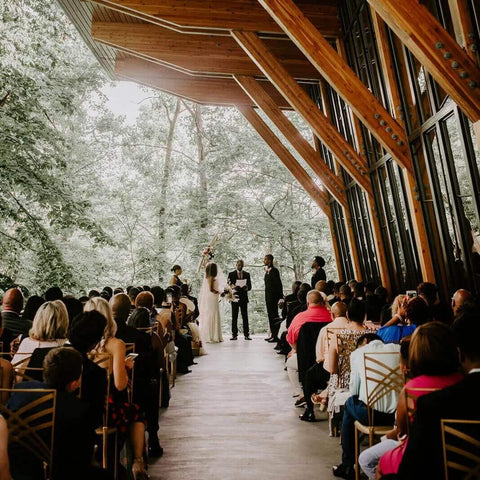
[228,270,251,338]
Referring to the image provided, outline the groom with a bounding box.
[228,260,252,340]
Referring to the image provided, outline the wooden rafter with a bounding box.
[89,0,341,37]
[231,30,373,197]
[237,105,330,214]
[115,56,292,108]
[367,0,480,122]
[258,0,414,176]
[91,21,322,80]
[235,75,347,208]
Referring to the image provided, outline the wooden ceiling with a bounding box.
[57,0,341,106]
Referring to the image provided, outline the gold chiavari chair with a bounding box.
[404,386,439,433]
[354,352,404,480]
[326,327,343,350]
[0,387,56,480]
[441,419,480,480]
[89,352,119,480]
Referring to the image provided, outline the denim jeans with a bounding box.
[358,439,398,479]
[341,395,395,467]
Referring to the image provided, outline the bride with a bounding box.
[198,262,226,343]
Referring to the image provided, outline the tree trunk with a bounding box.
[157,98,181,282]
[194,104,209,230]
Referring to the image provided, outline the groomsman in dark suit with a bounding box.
[263,254,283,342]
[228,260,252,340]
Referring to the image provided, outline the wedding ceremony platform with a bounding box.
[151,337,339,480]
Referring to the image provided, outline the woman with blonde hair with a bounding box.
[13,300,69,366]
[84,297,148,479]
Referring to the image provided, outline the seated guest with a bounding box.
[150,286,165,312]
[332,336,400,479]
[375,287,390,325]
[451,288,474,319]
[1,288,30,337]
[353,282,364,301]
[417,281,451,324]
[364,281,380,323]
[398,311,480,479]
[358,336,411,479]
[68,311,108,427]
[285,290,331,404]
[330,282,343,306]
[128,287,140,310]
[377,296,429,344]
[300,301,348,422]
[180,284,199,321]
[84,297,148,479]
[21,295,45,323]
[286,283,311,328]
[375,322,462,478]
[13,300,69,366]
[135,291,155,313]
[8,347,111,480]
[44,287,63,302]
[62,296,83,322]
[339,284,352,304]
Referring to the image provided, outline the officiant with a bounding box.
[228,260,252,340]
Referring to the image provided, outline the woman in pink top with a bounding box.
[376,322,463,478]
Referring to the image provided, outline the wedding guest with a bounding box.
[332,335,400,479]
[1,288,29,337]
[13,300,69,366]
[286,290,331,403]
[169,265,183,286]
[417,281,451,324]
[44,286,63,301]
[21,295,45,323]
[311,256,326,286]
[264,254,283,342]
[300,301,348,422]
[398,311,480,479]
[451,288,474,318]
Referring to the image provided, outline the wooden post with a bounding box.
[371,11,436,283]
[231,30,373,196]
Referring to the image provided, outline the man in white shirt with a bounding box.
[333,338,400,479]
[300,302,349,422]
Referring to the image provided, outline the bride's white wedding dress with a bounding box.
[198,272,225,343]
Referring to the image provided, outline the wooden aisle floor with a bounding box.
[149,335,341,480]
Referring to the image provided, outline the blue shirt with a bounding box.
[377,324,416,344]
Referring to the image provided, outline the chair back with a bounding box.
[326,328,343,349]
[441,419,480,479]
[296,322,327,384]
[363,352,403,425]
[0,388,56,479]
[136,322,158,335]
[405,386,439,429]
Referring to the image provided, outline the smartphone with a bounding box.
[406,290,417,299]
[126,353,139,360]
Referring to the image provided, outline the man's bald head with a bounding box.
[331,301,347,319]
[452,289,474,316]
[2,288,24,313]
[307,290,325,306]
[109,293,131,323]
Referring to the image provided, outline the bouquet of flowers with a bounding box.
[222,283,239,303]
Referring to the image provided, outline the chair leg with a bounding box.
[354,425,359,480]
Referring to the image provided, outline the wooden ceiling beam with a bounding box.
[89,0,341,37]
[91,21,322,80]
[367,0,480,122]
[237,105,330,215]
[232,30,373,197]
[235,75,347,208]
[115,56,292,108]
[258,0,414,176]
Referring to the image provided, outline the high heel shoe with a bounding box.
[311,393,328,411]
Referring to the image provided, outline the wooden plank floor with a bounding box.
[149,336,340,480]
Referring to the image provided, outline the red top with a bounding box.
[286,304,331,346]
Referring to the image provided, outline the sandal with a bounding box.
[311,393,328,411]
[132,458,149,480]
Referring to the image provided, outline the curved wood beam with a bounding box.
[258,0,413,176]
[235,75,347,208]
[232,30,374,197]
[237,105,330,214]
